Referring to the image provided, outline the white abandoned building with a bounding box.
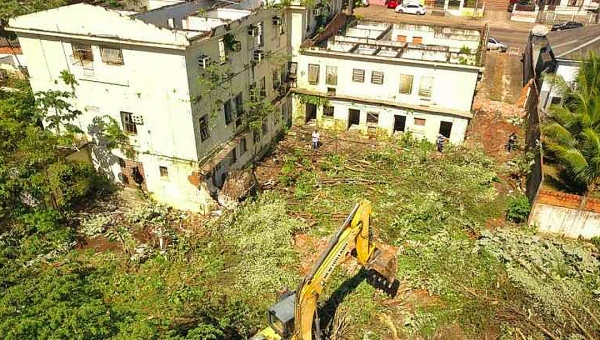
[291,17,486,144]
[8,0,337,212]
[9,1,484,212]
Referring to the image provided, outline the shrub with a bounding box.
[507,195,530,223]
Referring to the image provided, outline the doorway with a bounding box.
[393,115,406,133]
[439,121,453,138]
[305,103,317,122]
[348,109,360,129]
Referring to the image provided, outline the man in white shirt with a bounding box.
[312,130,320,150]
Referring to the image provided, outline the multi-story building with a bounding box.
[8,1,298,212]
[291,17,486,144]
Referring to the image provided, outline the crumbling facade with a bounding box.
[291,18,486,144]
[8,1,308,212]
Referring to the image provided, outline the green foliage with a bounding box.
[592,236,600,249]
[506,195,530,223]
[243,87,276,149]
[459,46,472,54]
[295,93,329,107]
[209,194,301,306]
[480,229,600,337]
[89,115,135,158]
[34,89,82,136]
[542,52,600,195]
[0,259,117,340]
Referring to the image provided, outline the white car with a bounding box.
[487,37,507,52]
[395,3,426,15]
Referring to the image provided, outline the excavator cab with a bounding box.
[251,292,295,340]
[268,292,295,338]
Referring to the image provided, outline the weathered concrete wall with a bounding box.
[530,190,600,239]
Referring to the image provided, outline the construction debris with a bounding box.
[217,169,258,209]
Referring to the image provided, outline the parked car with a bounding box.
[551,21,584,31]
[487,37,507,52]
[395,3,426,15]
[386,0,400,8]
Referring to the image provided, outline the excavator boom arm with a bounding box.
[293,200,396,340]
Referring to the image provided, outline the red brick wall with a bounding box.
[536,190,600,213]
[119,159,147,191]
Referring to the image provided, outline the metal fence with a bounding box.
[538,9,598,24]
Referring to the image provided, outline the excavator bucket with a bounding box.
[366,246,398,294]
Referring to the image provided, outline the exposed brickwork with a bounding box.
[536,190,600,213]
[188,171,202,187]
[119,159,147,191]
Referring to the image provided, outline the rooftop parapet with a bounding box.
[303,18,485,67]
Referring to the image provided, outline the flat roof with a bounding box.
[304,19,483,66]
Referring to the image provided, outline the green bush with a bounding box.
[591,236,600,250]
[507,195,531,223]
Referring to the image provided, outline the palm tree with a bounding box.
[543,52,600,198]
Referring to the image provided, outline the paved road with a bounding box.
[488,27,530,50]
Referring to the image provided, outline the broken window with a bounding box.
[218,38,227,63]
[371,71,384,85]
[229,148,237,166]
[367,112,379,125]
[396,35,407,42]
[262,117,269,135]
[551,96,562,105]
[308,64,320,85]
[352,69,365,83]
[159,166,169,178]
[256,22,264,47]
[326,66,338,85]
[260,77,266,97]
[199,114,209,141]
[399,74,414,94]
[418,76,433,98]
[235,93,244,114]
[100,46,123,65]
[413,36,423,45]
[289,62,298,79]
[253,129,260,144]
[72,43,93,65]
[224,99,233,125]
[273,69,281,90]
[120,111,137,134]
[323,105,334,117]
[239,136,247,155]
[280,63,288,83]
[414,118,426,126]
[274,107,281,125]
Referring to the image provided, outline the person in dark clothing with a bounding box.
[506,133,517,152]
[436,134,447,153]
[132,166,144,188]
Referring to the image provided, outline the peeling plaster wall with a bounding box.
[12,4,292,213]
[295,52,479,113]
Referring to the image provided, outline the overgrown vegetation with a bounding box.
[259,132,600,338]
[543,52,600,197]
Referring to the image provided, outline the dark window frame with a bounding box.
[159,166,169,178]
[120,111,137,135]
[352,69,365,83]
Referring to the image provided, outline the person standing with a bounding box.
[436,134,446,153]
[312,129,320,150]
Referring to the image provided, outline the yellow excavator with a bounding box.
[251,200,399,340]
